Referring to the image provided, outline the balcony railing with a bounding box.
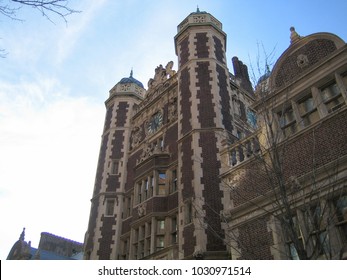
[228,134,261,167]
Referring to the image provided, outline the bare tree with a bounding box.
[217,53,347,259]
[0,0,80,23]
[0,0,80,57]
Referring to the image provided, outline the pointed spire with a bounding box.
[19,227,25,241]
[196,5,200,13]
[290,26,301,44]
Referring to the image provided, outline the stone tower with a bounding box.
[174,9,235,259]
[84,72,145,259]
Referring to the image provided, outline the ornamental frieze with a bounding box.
[136,139,168,164]
[168,97,178,121]
[130,126,143,149]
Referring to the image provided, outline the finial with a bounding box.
[130,68,133,78]
[290,26,301,44]
[197,5,200,13]
[265,63,270,74]
[20,227,25,241]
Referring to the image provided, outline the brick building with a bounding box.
[84,10,347,260]
[221,27,347,259]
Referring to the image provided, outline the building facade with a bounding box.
[221,27,347,259]
[84,10,347,260]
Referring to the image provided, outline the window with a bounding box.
[247,109,257,129]
[133,228,139,259]
[278,107,297,136]
[288,243,300,260]
[236,130,244,139]
[146,237,151,256]
[171,216,178,244]
[156,236,164,251]
[120,238,129,259]
[318,231,331,258]
[158,172,167,195]
[144,179,149,200]
[342,72,347,88]
[297,94,319,126]
[160,137,164,150]
[110,160,119,175]
[229,149,237,166]
[334,195,347,222]
[155,219,166,251]
[283,214,304,259]
[125,196,132,218]
[333,195,347,242]
[185,201,193,224]
[171,169,178,193]
[157,219,165,233]
[320,81,345,113]
[150,176,154,197]
[145,222,152,257]
[137,182,142,203]
[105,199,115,216]
[304,205,322,233]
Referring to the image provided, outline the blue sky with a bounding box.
[0,0,346,259]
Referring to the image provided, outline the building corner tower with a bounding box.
[84,72,145,259]
[174,10,234,259]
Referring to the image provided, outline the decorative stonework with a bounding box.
[147,61,176,90]
[210,15,222,29]
[137,203,146,217]
[137,140,167,164]
[120,84,131,92]
[130,126,143,148]
[176,12,223,35]
[296,54,309,68]
[193,15,206,23]
[290,27,301,44]
[168,97,178,121]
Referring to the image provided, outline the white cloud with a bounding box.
[0,76,104,259]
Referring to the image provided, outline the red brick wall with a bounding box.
[179,37,189,67]
[274,39,337,88]
[237,217,274,259]
[97,216,116,259]
[195,33,209,58]
[231,110,347,207]
[230,110,347,259]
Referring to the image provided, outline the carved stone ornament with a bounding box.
[193,15,206,23]
[290,26,301,44]
[137,138,166,164]
[131,126,143,148]
[147,61,176,90]
[120,84,131,92]
[296,54,309,68]
[168,97,178,121]
[137,203,146,217]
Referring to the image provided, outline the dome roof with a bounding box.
[118,70,144,88]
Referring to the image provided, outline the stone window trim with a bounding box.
[281,197,347,259]
[105,198,115,217]
[273,72,347,139]
[110,159,120,175]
